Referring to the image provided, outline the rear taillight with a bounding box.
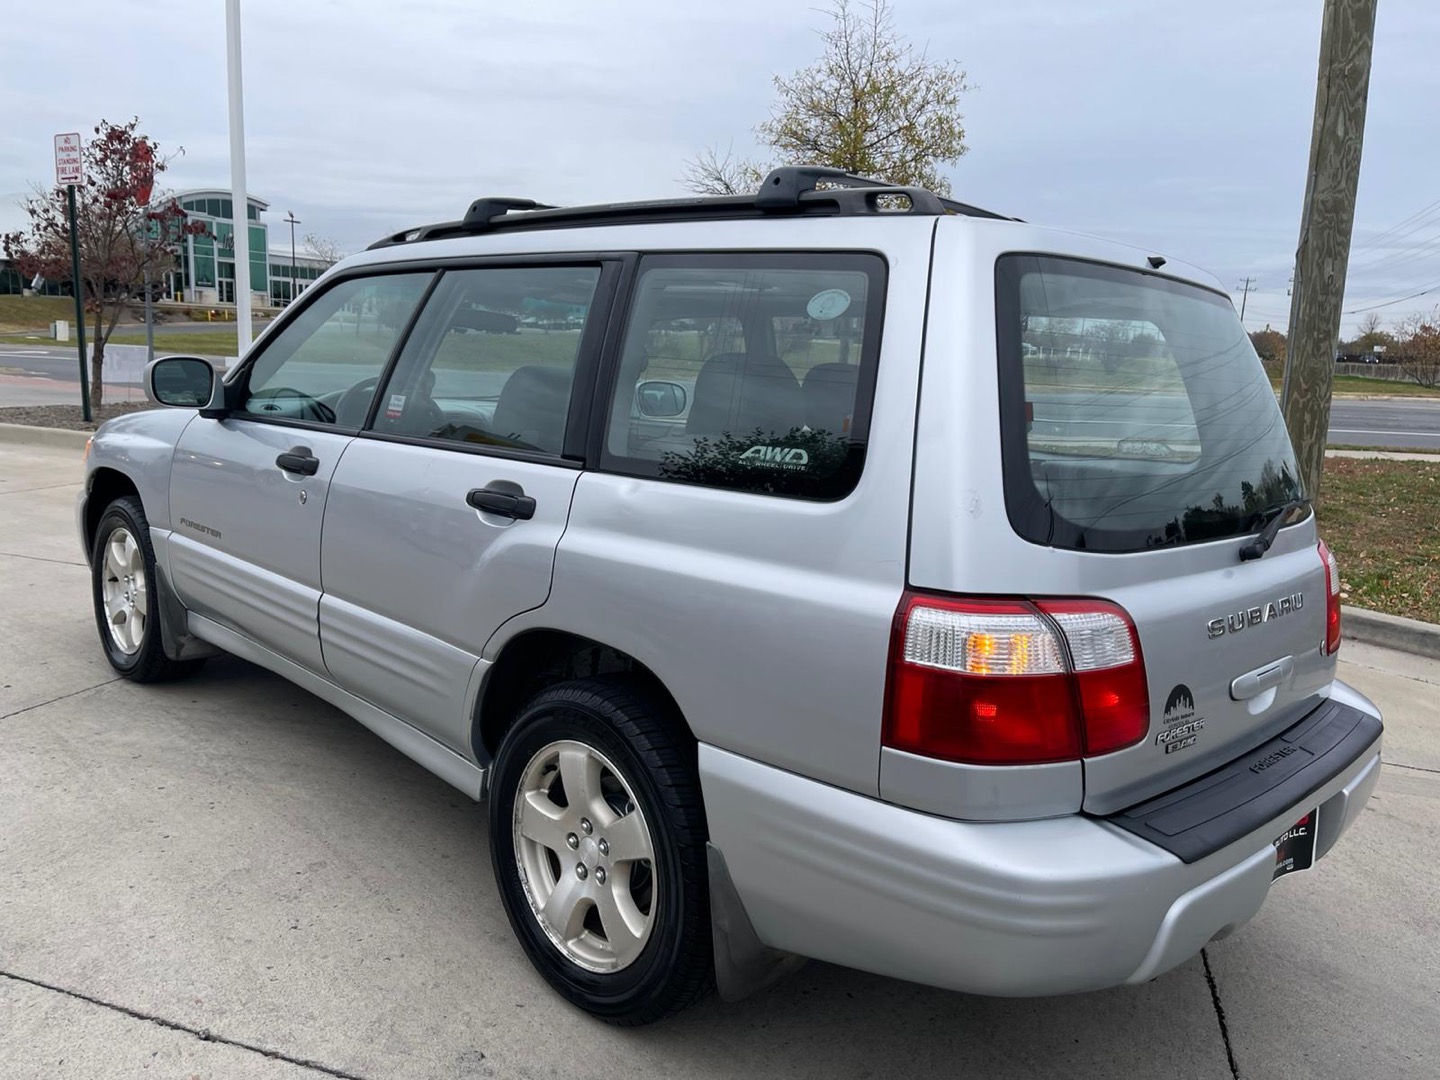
[1318,539,1342,655]
[884,593,1149,766]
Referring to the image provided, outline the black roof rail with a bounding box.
[367,166,1016,250]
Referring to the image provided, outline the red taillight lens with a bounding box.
[883,593,1149,765]
[1035,599,1150,756]
[1318,539,1342,655]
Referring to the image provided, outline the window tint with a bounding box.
[242,273,431,426]
[997,255,1302,552]
[603,254,884,499]
[372,266,601,455]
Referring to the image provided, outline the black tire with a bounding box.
[488,676,713,1024]
[90,496,205,683]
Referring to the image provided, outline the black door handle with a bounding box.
[467,481,536,520]
[276,447,320,476]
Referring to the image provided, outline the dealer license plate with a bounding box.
[1272,809,1318,881]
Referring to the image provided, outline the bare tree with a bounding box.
[679,146,764,196]
[302,233,345,268]
[1393,307,1440,388]
[683,0,972,196]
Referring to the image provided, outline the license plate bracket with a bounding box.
[1272,808,1318,881]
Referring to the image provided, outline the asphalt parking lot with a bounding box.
[1,439,1437,1080]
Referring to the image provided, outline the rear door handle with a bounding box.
[1230,656,1294,700]
[276,447,320,476]
[467,482,536,521]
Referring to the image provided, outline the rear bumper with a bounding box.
[701,681,1381,997]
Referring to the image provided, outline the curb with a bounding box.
[0,423,92,450]
[1343,606,1440,661]
[1327,449,1440,462]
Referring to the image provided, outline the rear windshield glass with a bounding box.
[996,255,1302,553]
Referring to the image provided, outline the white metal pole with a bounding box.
[225,0,252,353]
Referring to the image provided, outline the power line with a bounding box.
[1348,224,1440,272]
[1350,197,1440,253]
[1342,278,1440,314]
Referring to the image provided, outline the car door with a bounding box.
[317,261,614,752]
[167,271,434,673]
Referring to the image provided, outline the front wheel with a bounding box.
[91,496,204,683]
[488,676,713,1024]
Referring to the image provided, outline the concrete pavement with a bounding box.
[1,442,1436,1079]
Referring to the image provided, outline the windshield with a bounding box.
[996,255,1302,553]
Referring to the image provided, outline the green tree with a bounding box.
[683,0,971,196]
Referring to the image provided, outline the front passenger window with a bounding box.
[242,273,432,427]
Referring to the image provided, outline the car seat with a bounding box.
[801,362,859,435]
[492,365,572,452]
[685,352,804,440]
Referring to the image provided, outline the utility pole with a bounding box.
[65,183,91,423]
[1236,276,1256,322]
[225,0,253,354]
[1280,0,1378,504]
[284,211,301,307]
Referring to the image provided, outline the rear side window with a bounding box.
[370,265,602,455]
[996,255,1302,552]
[602,253,885,499]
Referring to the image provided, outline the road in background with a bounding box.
[5,344,1440,449]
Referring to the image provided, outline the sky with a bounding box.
[2,0,1437,337]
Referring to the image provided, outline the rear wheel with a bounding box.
[488,676,712,1024]
[91,496,204,683]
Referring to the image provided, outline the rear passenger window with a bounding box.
[371,266,601,456]
[602,254,885,499]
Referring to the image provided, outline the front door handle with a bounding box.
[276,447,320,476]
[467,481,536,520]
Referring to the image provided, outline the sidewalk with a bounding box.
[1327,448,1440,462]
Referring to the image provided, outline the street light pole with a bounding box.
[225,0,253,355]
[284,211,301,306]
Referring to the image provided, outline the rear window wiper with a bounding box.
[1238,498,1310,561]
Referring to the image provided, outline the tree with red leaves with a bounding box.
[2,118,204,406]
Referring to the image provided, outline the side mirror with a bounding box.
[636,380,687,418]
[146,356,216,408]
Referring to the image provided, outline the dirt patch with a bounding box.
[0,402,158,431]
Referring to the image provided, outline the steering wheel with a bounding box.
[251,385,335,424]
[334,376,448,435]
[334,376,381,428]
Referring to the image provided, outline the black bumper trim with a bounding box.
[1104,700,1382,864]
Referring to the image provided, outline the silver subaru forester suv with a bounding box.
[80,167,1382,1024]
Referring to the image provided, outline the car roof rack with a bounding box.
[367,166,1018,249]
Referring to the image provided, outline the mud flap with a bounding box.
[707,843,807,1001]
[154,563,223,662]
